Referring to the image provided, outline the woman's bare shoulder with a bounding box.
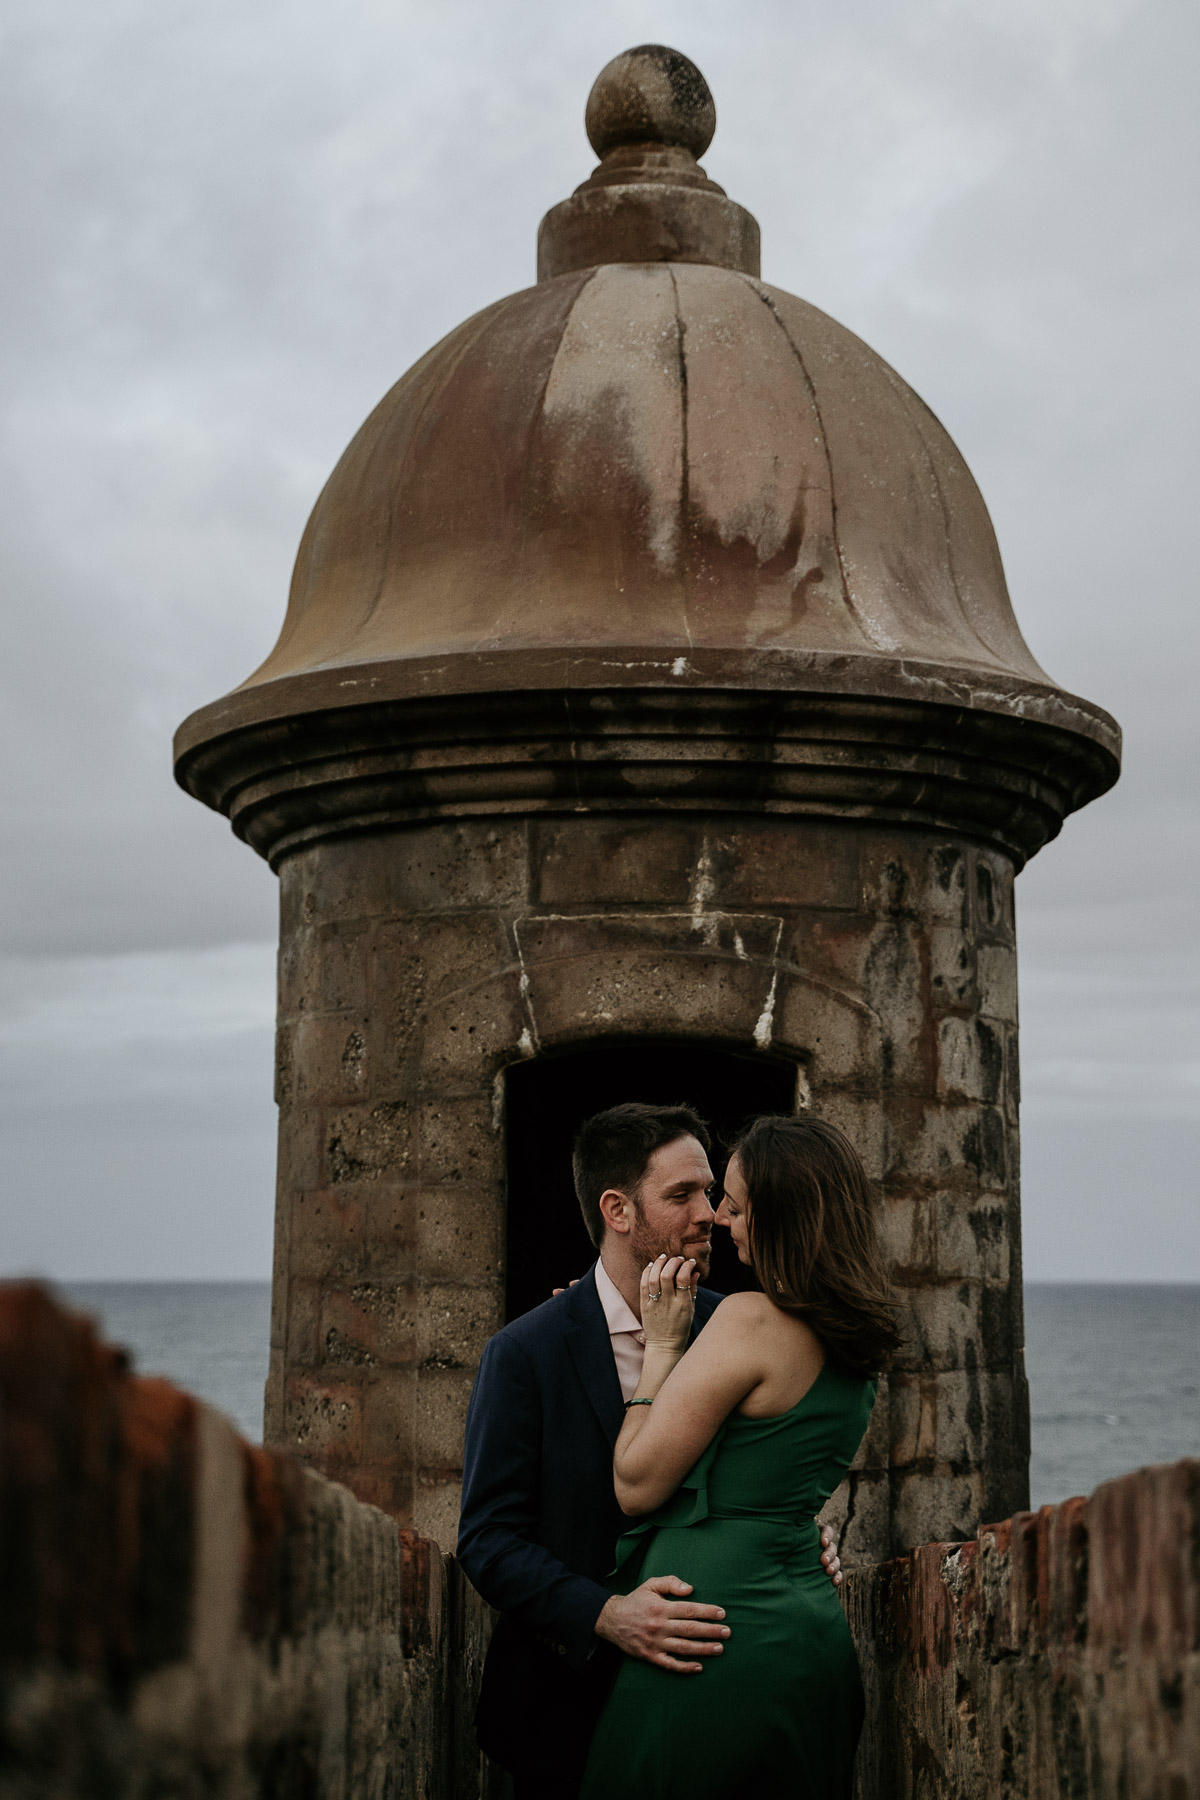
[707,1290,776,1330]
[712,1293,822,1353]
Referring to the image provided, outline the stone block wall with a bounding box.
[0,1284,506,1800]
[846,1458,1200,1799]
[270,813,1026,1559]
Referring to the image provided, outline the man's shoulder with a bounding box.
[484,1280,594,1360]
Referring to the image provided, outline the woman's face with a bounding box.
[714,1155,752,1264]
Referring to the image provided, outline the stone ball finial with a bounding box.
[585,45,716,161]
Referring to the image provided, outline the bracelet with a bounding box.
[623,1397,653,1409]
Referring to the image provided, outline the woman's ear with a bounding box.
[598,1187,633,1236]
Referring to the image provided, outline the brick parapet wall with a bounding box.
[0,1284,505,1799]
[3,1284,1195,1797]
[845,1460,1199,1799]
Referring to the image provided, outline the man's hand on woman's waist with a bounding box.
[594,1576,729,1674]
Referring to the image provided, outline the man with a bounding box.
[457,1102,843,1799]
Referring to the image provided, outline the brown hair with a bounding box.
[729,1114,900,1377]
[573,1102,711,1249]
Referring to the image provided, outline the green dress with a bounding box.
[580,1361,877,1800]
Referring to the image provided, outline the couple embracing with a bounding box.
[457,1102,900,1800]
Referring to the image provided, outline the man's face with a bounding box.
[625,1135,716,1280]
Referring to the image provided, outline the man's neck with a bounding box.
[598,1245,643,1322]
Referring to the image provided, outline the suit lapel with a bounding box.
[564,1265,627,1448]
[564,1273,724,1448]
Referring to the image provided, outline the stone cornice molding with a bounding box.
[174,650,1118,872]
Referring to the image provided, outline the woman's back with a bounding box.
[708,1358,875,1520]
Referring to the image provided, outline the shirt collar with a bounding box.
[595,1256,644,1337]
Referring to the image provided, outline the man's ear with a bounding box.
[598,1187,634,1236]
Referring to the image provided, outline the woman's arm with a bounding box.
[613,1258,772,1515]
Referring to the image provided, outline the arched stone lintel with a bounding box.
[404,929,884,1092]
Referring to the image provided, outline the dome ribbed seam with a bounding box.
[870,353,1016,672]
[737,274,881,655]
[667,265,695,653]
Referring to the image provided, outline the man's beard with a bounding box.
[627,1205,713,1281]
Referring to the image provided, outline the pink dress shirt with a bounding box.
[594,1257,647,1403]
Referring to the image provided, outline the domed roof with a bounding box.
[251,256,1047,694]
[176,46,1117,862]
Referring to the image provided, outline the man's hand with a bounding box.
[820,1524,843,1587]
[595,1576,729,1673]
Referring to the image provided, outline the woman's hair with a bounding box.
[729,1114,901,1377]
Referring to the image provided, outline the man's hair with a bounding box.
[571,1102,711,1250]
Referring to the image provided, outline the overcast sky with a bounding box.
[1,0,1196,1281]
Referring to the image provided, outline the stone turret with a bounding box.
[175,46,1118,1557]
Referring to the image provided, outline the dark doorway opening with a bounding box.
[504,1043,798,1320]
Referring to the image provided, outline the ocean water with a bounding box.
[59,1281,1200,1511]
[1023,1283,1200,1507]
[63,1280,272,1446]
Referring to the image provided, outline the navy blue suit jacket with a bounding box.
[457,1265,722,1778]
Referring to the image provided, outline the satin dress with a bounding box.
[580,1360,877,1800]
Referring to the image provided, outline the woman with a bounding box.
[580,1115,900,1800]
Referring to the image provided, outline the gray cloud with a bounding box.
[1,0,1196,1276]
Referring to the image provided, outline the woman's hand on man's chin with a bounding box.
[639,1253,698,1354]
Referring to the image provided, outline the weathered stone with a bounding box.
[820,1469,892,1567]
[0,1285,507,1799]
[876,1193,936,1280]
[847,1460,1200,1800]
[788,909,878,993]
[282,1372,364,1462]
[890,1100,1010,1193]
[284,1276,323,1365]
[702,822,861,910]
[928,923,975,1006]
[414,1474,470,1552]
[977,941,1019,1021]
[937,1014,1006,1104]
[861,839,971,928]
[288,1015,371,1104]
[935,1192,1012,1282]
[412,1187,505,1286]
[774,975,885,1087]
[862,919,931,1091]
[320,1282,417,1368]
[973,848,1015,938]
[891,1467,988,1550]
[362,1368,417,1463]
[412,971,529,1092]
[288,1185,369,1281]
[413,1283,503,1369]
[274,1105,323,1195]
[533,817,700,904]
[812,1090,888,1180]
[415,1366,477,1467]
[416,1097,500,1185]
[892,1280,990,1374]
[312,919,371,1013]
